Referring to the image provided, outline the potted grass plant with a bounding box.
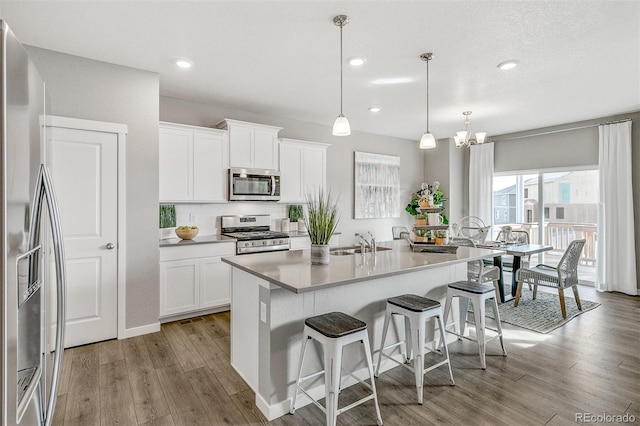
[304,188,339,265]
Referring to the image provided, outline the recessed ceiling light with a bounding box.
[175,59,193,69]
[371,77,413,85]
[368,107,381,112]
[348,57,366,67]
[497,60,518,70]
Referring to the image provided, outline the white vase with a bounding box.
[310,244,330,265]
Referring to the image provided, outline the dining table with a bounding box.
[478,242,554,302]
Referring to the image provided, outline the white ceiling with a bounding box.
[1,1,638,141]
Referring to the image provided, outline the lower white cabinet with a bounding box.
[159,242,235,318]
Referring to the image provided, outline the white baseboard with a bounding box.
[159,305,230,324]
[120,322,161,339]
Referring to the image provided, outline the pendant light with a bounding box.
[419,52,436,149]
[332,15,351,136]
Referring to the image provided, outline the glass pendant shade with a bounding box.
[332,114,351,136]
[475,132,487,144]
[419,132,436,149]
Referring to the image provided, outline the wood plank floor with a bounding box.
[53,286,639,425]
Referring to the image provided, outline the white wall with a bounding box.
[26,46,161,329]
[160,96,423,244]
[423,137,465,224]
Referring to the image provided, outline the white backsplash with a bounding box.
[174,202,289,235]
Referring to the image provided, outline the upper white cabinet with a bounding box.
[216,119,282,170]
[279,138,329,203]
[159,122,229,203]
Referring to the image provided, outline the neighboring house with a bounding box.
[494,171,598,225]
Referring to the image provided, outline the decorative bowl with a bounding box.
[175,226,199,240]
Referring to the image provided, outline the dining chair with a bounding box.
[450,237,501,303]
[392,226,410,240]
[458,216,490,244]
[514,239,586,318]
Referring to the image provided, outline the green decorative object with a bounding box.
[304,189,339,246]
[406,181,448,224]
[289,204,304,223]
[305,189,339,265]
[159,204,176,229]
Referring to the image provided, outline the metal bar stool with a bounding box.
[442,281,507,369]
[374,294,454,405]
[290,312,383,426]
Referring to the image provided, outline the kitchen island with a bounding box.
[222,240,503,420]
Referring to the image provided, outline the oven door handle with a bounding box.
[271,176,276,196]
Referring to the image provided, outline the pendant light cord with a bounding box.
[340,22,343,115]
[426,56,429,132]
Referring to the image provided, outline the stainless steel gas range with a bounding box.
[221,215,290,255]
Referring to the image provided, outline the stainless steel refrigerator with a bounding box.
[0,21,67,426]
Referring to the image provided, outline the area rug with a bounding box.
[481,290,600,334]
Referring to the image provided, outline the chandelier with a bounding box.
[453,111,487,147]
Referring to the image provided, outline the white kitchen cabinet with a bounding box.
[279,138,329,203]
[159,122,229,203]
[216,119,282,170]
[159,259,199,316]
[159,126,192,201]
[159,242,235,318]
[200,256,231,308]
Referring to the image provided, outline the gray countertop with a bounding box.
[159,234,237,247]
[221,239,504,293]
[158,231,340,246]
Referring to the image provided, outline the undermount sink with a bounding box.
[329,245,392,256]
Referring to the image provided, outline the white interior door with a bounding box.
[47,126,118,348]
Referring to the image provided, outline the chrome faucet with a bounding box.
[355,232,376,254]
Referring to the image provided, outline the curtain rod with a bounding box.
[495,118,632,142]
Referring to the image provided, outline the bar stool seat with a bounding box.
[290,312,383,426]
[305,311,367,338]
[443,281,507,369]
[375,294,454,405]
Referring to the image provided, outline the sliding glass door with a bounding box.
[493,169,598,283]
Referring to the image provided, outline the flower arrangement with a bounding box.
[406,181,448,223]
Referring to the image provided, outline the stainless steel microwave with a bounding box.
[229,168,280,201]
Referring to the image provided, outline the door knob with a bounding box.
[106,243,115,250]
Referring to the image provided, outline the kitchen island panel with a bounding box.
[234,261,467,420]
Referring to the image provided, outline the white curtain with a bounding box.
[469,143,494,231]
[596,121,637,295]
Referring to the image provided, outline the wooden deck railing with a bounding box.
[500,222,597,265]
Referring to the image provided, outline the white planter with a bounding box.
[310,244,330,265]
[297,219,307,233]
